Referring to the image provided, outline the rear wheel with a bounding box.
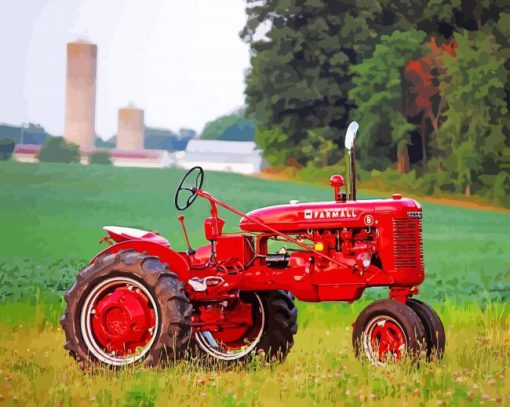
[61,250,192,368]
[407,299,445,360]
[191,290,298,364]
[353,299,426,365]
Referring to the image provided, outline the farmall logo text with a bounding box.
[303,209,357,220]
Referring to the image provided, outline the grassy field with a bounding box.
[0,301,508,406]
[0,161,509,406]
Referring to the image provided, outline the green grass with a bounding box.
[0,301,508,406]
[0,160,509,406]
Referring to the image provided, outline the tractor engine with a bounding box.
[239,195,425,300]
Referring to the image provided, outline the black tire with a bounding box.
[61,250,192,369]
[190,290,298,364]
[407,299,445,360]
[353,299,426,365]
[258,290,298,361]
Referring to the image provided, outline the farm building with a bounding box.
[12,144,41,163]
[176,140,262,174]
[12,140,262,173]
[108,149,173,168]
[12,144,173,168]
[80,148,174,168]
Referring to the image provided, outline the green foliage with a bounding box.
[255,127,291,166]
[243,1,510,202]
[241,0,480,167]
[89,151,112,165]
[242,1,391,166]
[350,30,427,170]
[37,136,80,163]
[0,123,50,145]
[145,127,196,151]
[0,259,78,304]
[0,138,15,160]
[0,124,21,144]
[95,137,115,148]
[304,127,343,167]
[201,111,255,141]
[241,0,510,203]
[435,27,509,199]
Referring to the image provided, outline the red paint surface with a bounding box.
[91,286,155,356]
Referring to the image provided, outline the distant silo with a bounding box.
[117,106,144,151]
[64,41,97,150]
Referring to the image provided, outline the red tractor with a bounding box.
[62,122,445,368]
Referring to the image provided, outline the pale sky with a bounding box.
[0,1,251,138]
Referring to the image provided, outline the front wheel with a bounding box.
[352,299,426,365]
[61,251,192,368]
[191,290,298,364]
[407,299,445,360]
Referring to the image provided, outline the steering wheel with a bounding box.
[175,166,204,211]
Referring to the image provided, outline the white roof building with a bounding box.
[12,144,41,163]
[176,140,262,174]
[85,149,174,168]
[111,149,173,168]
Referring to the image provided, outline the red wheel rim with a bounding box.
[80,277,158,366]
[363,316,407,364]
[195,292,265,360]
[211,300,262,349]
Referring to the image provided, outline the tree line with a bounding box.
[242,0,509,203]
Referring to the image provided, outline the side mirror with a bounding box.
[344,121,359,150]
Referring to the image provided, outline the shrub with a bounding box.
[0,138,15,160]
[89,151,112,165]
[38,137,80,163]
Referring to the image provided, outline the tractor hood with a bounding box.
[239,197,421,232]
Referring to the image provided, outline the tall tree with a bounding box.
[404,37,457,162]
[242,0,509,179]
[350,30,427,173]
[435,27,509,198]
[242,0,397,166]
[241,0,468,167]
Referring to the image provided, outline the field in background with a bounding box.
[0,161,509,405]
[1,161,508,303]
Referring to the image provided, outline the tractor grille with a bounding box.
[392,217,424,271]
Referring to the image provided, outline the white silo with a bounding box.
[64,41,97,150]
[117,106,145,151]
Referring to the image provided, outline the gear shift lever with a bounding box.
[178,215,195,255]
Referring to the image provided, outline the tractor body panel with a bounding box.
[239,198,419,232]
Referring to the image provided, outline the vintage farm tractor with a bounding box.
[62,122,445,368]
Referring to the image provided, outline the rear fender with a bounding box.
[90,240,190,282]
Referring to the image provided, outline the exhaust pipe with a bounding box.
[344,122,359,201]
